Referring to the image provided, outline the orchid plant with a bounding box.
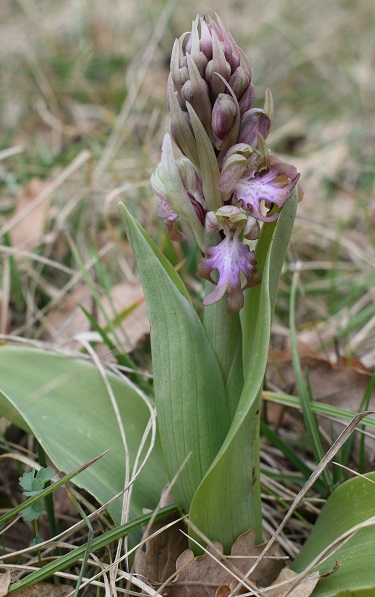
[119,14,300,553]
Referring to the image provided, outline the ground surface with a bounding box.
[0,0,374,594]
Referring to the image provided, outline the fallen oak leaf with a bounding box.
[215,581,248,596]
[134,487,188,584]
[266,567,320,597]
[160,529,284,597]
[267,345,375,463]
[134,511,188,584]
[215,567,320,597]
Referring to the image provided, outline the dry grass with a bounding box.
[1,0,375,593]
[1,0,374,363]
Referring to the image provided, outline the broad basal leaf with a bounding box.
[0,347,167,521]
[292,472,375,596]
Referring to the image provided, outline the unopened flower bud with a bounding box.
[199,18,213,59]
[151,134,205,249]
[210,14,241,73]
[239,109,271,146]
[228,67,250,100]
[161,14,301,311]
[225,49,240,73]
[173,159,206,226]
[205,59,231,94]
[205,210,220,233]
[238,84,255,115]
[212,94,237,141]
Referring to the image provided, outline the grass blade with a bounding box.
[7,504,176,593]
[289,269,332,491]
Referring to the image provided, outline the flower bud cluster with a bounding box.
[151,15,300,312]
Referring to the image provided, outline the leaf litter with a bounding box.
[267,343,375,463]
[133,522,321,596]
[0,572,72,596]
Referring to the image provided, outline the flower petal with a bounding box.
[197,230,259,313]
[234,161,300,222]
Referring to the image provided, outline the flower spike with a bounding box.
[151,14,301,311]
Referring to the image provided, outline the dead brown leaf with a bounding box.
[153,529,284,597]
[46,281,149,351]
[267,567,320,597]
[11,583,72,596]
[10,178,51,248]
[134,511,188,584]
[0,571,11,597]
[268,344,372,403]
[267,345,375,463]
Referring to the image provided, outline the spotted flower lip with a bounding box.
[197,228,260,313]
[221,151,300,223]
[234,157,300,222]
[197,205,261,312]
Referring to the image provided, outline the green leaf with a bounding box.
[1,452,106,525]
[189,252,271,551]
[120,204,230,512]
[263,391,375,430]
[20,467,56,497]
[189,190,298,553]
[19,469,37,492]
[131,213,191,303]
[204,299,243,420]
[36,467,56,484]
[0,346,167,521]
[292,472,375,596]
[242,187,298,370]
[22,502,43,522]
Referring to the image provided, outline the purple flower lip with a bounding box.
[197,228,260,313]
[233,158,300,222]
[197,205,261,312]
[220,144,300,224]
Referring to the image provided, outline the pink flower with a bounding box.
[220,146,300,223]
[197,206,260,312]
[198,229,260,313]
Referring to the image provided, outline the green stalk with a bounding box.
[37,443,58,539]
[239,219,278,542]
[189,191,297,552]
[203,232,243,420]
[242,189,298,538]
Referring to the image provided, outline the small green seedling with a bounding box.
[19,467,56,546]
